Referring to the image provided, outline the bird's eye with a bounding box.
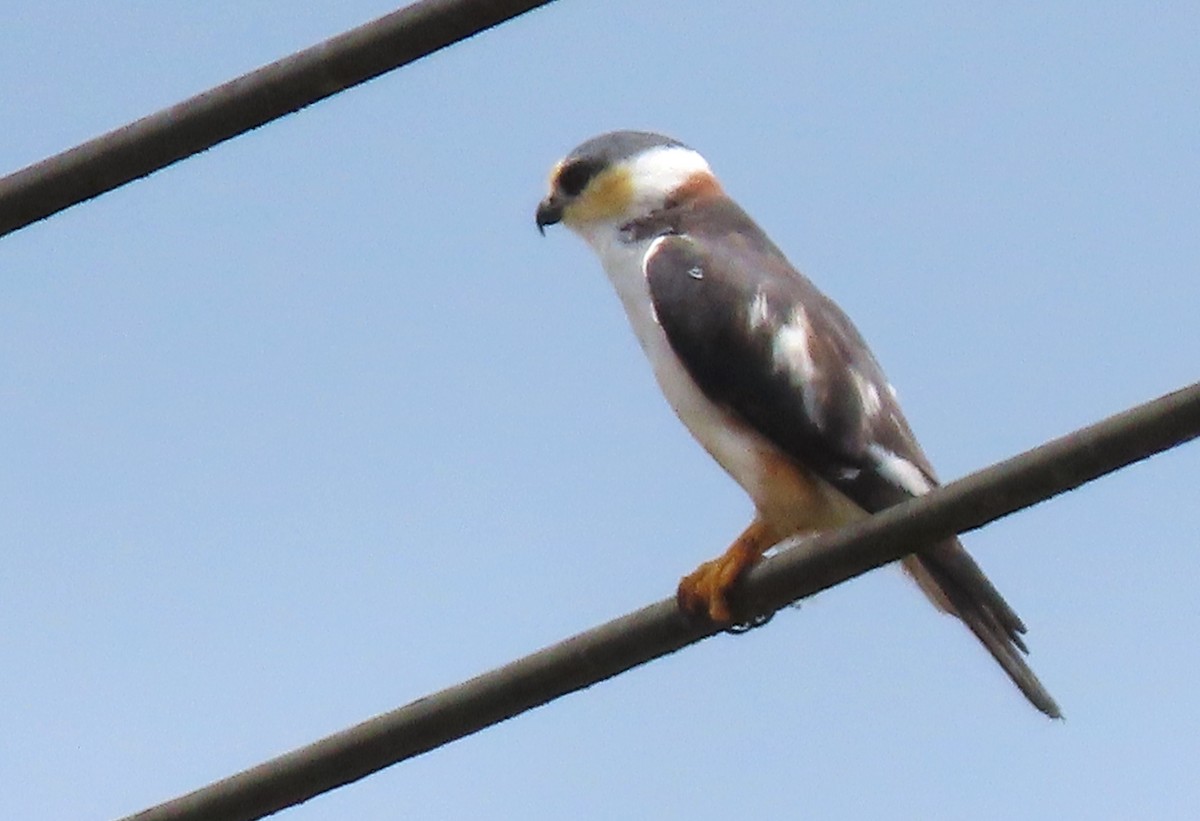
[557,160,599,197]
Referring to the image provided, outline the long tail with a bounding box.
[903,539,1061,719]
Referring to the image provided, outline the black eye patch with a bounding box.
[557,159,602,197]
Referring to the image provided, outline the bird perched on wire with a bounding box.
[535,130,1060,718]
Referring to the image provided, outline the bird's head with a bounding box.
[536,130,719,244]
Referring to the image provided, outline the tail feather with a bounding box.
[905,540,1061,719]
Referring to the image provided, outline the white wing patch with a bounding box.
[747,288,770,331]
[771,306,816,382]
[852,368,883,419]
[868,444,934,497]
[770,306,822,422]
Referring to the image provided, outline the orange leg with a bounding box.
[677,519,776,624]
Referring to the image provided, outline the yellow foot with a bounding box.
[676,555,745,623]
[676,520,772,624]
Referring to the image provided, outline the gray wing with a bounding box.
[643,226,1060,717]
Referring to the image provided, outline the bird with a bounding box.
[535,130,1060,718]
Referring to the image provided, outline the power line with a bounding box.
[10,4,1191,818]
[118,381,1200,821]
[0,0,558,239]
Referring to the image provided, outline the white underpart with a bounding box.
[574,205,781,507]
[868,443,933,496]
[770,306,821,423]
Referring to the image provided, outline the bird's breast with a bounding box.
[591,232,862,533]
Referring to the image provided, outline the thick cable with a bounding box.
[0,0,557,238]
[119,382,1200,821]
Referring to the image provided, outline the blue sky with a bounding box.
[2,2,1198,819]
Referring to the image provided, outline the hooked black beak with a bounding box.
[536,195,564,235]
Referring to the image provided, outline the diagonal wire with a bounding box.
[0,0,558,239]
[118,381,1200,821]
